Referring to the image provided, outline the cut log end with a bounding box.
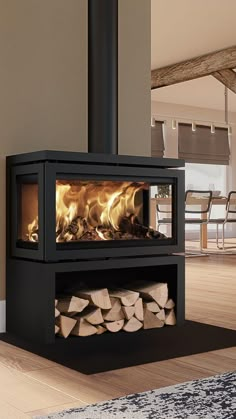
[165,309,177,326]
[71,317,97,337]
[103,320,124,333]
[56,315,77,338]
[123,316,143,332]
[143,309,164,329]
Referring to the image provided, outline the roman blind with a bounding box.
[151,121,165,158]
[178,123,230,165]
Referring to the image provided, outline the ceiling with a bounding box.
[151,0,236,112]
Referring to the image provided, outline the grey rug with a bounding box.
[35,371,236,419]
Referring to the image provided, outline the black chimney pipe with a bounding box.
[88,0,118,154]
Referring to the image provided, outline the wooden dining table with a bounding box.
[150,196,228,249]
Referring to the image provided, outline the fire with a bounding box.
[28,181,150,242]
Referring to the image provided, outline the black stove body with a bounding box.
[7,150,185,262]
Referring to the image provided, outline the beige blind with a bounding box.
[178,123,230,165]
[151,121,165,158]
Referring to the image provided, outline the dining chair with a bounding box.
[208,191,236,250]
[156,199,172,236]
[185,190,212,252]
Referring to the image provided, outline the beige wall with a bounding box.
[0,1,151,302]
[119,0,151,156]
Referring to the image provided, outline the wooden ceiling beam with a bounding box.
[151,46,236,90]
[213,69,236,94]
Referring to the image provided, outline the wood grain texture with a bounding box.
[213,69,236,93]
[151,45,236,89]
[0,254,235,416]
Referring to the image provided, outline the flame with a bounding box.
[27,181,147,242]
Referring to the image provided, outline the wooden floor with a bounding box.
[0,255,235,418]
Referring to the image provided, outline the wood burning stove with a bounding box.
[4,0,186,373]
[8,150,184,261]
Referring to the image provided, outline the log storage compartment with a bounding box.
[6,255,185,345]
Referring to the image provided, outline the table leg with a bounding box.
[201,223,208,249]
[150,199,157,229]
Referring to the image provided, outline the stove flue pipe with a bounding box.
[88,0,118,154]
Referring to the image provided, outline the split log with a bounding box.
[122,305,135,320]
[103,320,124,333]
[57,295,89,314]
[165,299,175,310]
[82,307,104,325]
[75,289,111,310]
[143,309,164,329]
[55,307,60,318]
[71,317,97,337]
[109,289,139,306]
[156,309,165,322]
[126,281,168,308]
[144,301,160,313]
[123,316,143,332]
[103,298,124,321]
[165,309,177,326]
[55,324,60,334]
[96,325,107,335]
[56,315,77,338]
[134,298,144,321]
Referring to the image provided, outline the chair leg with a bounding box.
[200,226,203,252]
[216,224,220,249]
[222,224,225,250]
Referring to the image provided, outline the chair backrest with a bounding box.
[226,191,236,214]
[185,190,212,216]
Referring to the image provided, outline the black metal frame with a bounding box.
[7,151,185,262]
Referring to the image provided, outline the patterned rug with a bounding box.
[35,370,236,419]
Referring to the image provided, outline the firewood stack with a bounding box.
[55,281,176,338]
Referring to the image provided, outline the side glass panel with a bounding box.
[55,179,173,242]
[17,174,39,246]
[151,184,173,239]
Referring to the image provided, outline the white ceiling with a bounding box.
[151,0,236,111]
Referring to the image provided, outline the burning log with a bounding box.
[119,215,166,240]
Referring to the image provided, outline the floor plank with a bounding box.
[0,361,79,412]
